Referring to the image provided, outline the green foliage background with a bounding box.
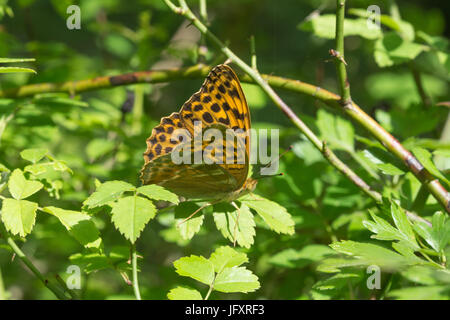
[0,0,449,300]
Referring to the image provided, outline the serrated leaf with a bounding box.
[213,203,255,248]
[330,240,424,271]
[137,184,179,204]
[241,194,294,235]
[8,169,43,200]
[209,246,248,273]
[83,180,135,208]
[43,206,101,248]
[173,255,215,285]
[412,147,450,187]
[110,195,156,243]
[177,215,204,240]
[1,198,37,237]
[363,208,419,250]
[20,148,48,163]
[214,266,260,293]
[414,212,449,252]
[391,202,418,247]
[167,287,202,300]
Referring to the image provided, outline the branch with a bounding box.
[1,64,448,211]
[330,0,449,213]
[333,0,351,105]
[168,0,382,204]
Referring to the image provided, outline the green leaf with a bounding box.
[167,287,203,300]
[69,246,130,273]
[412,147,450,187]
[174,202,205,240]
[83,180,135,208]
[8,169,43,200]
[0,67,36,74]
[43,206,102,248]
[374,32,427,67]
[178,215,204,240]
[52,160,73,174]
[391,202,419,249]
[414,212,449,252]
[299,14,382,40]
[401,266,450,286]
[363,208,419,250]
[209,246,248,273]
[348,9,415,41]
[269,245,335,268]
[110,195,156,243]
[213,203,255,248]
[330,240,423,271]
[20,148,48,163]
[214,266,260,293]
[86,139,115,162]
[362,147,406,176]
[316,110,355,153]
[173,255,215,285]
[241,194,295,235]
[24,163,49,175]
[0,58,35,63]
[137,185,179,204]
[1,198,37,237]
[312,272,361,300]
[388,286,449,300]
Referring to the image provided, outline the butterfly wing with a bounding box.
[140,64,251,199]
[178,65,251,187]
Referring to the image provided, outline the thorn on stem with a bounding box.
[329,49,347,65]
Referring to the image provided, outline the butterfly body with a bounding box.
[140,64,256,201]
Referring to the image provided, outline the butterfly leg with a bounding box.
[177,202,212,227]
[231,201,241,247]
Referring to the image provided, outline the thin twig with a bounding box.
[333,0,351,105]
[0,223,69,300]
[131,242,142,300]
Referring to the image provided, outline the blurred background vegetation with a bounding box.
[0,0,449,299]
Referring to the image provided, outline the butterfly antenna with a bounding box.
[177,202,211,227]
[231,201,241,247]
[254,145,292,179]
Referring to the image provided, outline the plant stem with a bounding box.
[131,242,142,300]
[0,223,69,300]
[334,0,351,105]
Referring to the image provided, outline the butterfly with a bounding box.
[140,64,257,210]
